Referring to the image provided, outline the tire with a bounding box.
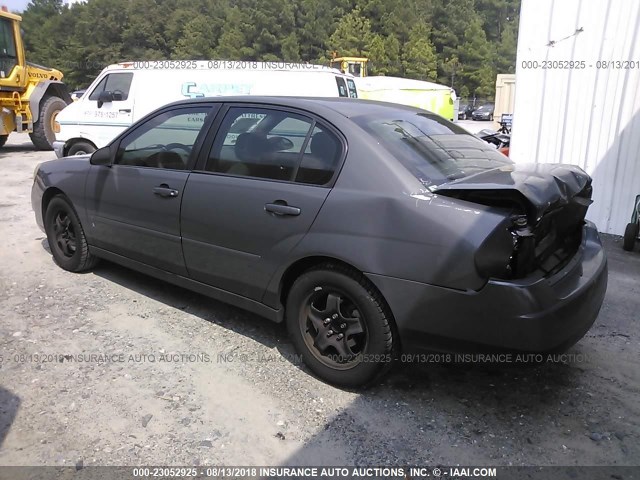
[67,141,96,156]
[0,134,8,148]
[623,222,639,251]
[285,264,395,387]
[44,195,99,272]
[30,95,68,151]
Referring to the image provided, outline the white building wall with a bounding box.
[511,0,640,234]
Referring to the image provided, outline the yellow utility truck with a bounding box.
[330,56,369,77]
[0,7,71,149]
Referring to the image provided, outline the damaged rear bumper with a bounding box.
[366,221,608,353]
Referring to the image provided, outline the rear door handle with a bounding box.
[153,184,179,197]
[119,109,131,113]
[265,202,301,216]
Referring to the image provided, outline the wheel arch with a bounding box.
[41,186,67,221]
[63,138,97,157]
[278,256,362,306]
[29,81,72,123]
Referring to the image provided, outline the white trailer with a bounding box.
[511,0,640,235]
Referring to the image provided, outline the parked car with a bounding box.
[32,97,608,387]
[54,61,358,158]
[472,103,495,121]
[458,103,475,120]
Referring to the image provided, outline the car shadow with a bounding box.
[0,386,21,448]
[0,140,36,154]
[90,260,288,351]
[87,256,585,406]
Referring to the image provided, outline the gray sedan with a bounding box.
[32,97,608,387]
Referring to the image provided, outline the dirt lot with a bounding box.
[0,133,638,468]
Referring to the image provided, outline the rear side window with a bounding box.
[296,126,342,185]
[346,79,358,98]
[207,107,312,182]
[206,107,342,185]
[89,73,133,101]
[335,77,348,97]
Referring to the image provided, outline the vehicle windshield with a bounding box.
[477,104,493,111]
[353,111,512,188]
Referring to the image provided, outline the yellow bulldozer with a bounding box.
[0,6,71,150]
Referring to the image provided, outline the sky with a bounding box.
[5,0,81,13]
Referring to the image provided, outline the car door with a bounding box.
[180,104,345,301]
[84,104,217,275]
[83,72,136,146]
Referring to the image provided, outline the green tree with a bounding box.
[402,23,437,81]
[456,17,497,97]
[328,7,374,57]
[174,16,217,59]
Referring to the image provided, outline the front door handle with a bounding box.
[153,184,179,198]
[265,202,301,216]
[119,109,132,113]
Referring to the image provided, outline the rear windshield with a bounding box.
[352,112,512,188]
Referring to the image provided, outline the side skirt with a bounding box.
[90,246,284,323]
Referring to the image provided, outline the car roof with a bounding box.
[162,96,433,119]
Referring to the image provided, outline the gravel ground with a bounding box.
[0,133,638,468]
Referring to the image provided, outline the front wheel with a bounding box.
[623,222,639,251]
[30,95,68,150]
[44,195,98,272]
[0,134,8,148]
[68,141,96,156]
[286,265,395,387]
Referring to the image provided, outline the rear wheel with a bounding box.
[44,195,98,272]
[286,264,395,387]
[68,141,96,156]
[30,95,67,151]
[623,222,639,251]
[0,134,8,148]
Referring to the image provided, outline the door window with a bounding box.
[206,107,313,181]
[89,73,134,101]
[335,77,348,97]
[346,79,358,98]
[0,18,17,78]
[115,108,211,170]
[296,125,342,185]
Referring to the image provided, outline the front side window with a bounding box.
[89,73,133,101]
[335,77,348,97]
[115,107,211,170]
[0,18,17,78]
[353,111,512,188]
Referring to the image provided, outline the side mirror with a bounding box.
[90,146,112,166]
[97,90,114,109]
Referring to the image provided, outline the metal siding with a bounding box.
[511,0,640,234]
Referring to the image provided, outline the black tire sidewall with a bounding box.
[623,222,639,251]
[68,142,96,156]
[45,196,85,271]
[286,269,392,387]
